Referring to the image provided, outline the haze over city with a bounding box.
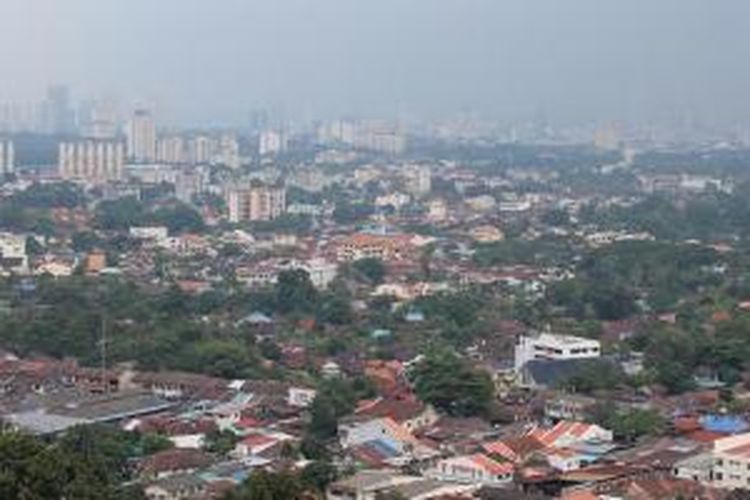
[2,0,750,126]
[5,3,750,499]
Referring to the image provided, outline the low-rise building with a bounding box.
[425,454,513,486]
[514,333,601,372]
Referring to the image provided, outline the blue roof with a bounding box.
[363,438,400,458]
[700,414,749,434]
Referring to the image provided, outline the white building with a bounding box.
[375,192,411,211]
[187,136,213,164]
[216,134,240,169]
[129,226,169,241]
[287,387,317,408]
[0,139,14,175]
[226,185,286,223]
[0,232,28,274]
[58,140,125,182]
[126,109,157,163]
[710,432,750,489]
[405,165,431,197]
[425,454,513,486]
[295,258,338,289]
[259,130,287,156]
[514,333,601,371]
[156,136,186,164]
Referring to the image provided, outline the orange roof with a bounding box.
[380,417,418,444]
[240,433,276,448]
[528,421,597,446]
[483,440,519,463]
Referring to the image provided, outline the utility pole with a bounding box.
[100,314,108,395]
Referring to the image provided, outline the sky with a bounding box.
[1,0,749,127]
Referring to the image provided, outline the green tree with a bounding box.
[352,258,386,285]
[300,461,338,493]
[275,269,319,315]
[224,469,305,500]
[412,350,494,417]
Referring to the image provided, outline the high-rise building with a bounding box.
[405,165,431,197]
[259,130,287,156]
[0,139,14,175]
[126,110,157,162]
[58,140,124,183]
[217,134,240,169]
[226,184,286,222]
[43,85,76,134]
[80,100,118,139]
[187,135,213,164]
[157,135,186,164]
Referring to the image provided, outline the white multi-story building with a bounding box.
[126,109,157,163]
[58,140,125,183]
[405,165,431,197]
[0,139,14,175]
[226,185,286,222]
[217,134,240,169]
[187,135,213,164]
[711,432,750,489]
[156,135,186,164]
[259,130,287,156]
[80,100,118,139]
[514,333,601,371]
[0,232,28,274]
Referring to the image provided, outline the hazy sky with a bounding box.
[1,0,749,126]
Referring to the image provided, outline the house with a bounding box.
[710,431,750,489]
[287,387,316,408]
[469,225,505,243]
[335,233,414,262]
[482,421,615,473]
[144,473,207,500]
[232,431,294,459]
[140,449,214,479]
[130,226,169,241]
[527,421,613,449]
[327,470,423,500]
[353,396,439,433]
[339,417,437,465]
[544,394,598,422]
[425,454,514,486]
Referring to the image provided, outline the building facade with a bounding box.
[514,333,601,371]
[126,109,157,163]
[58,140,125,182]
[226,185,286,223]
[0,139,14,175]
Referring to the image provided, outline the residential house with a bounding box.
[424,454,514,486]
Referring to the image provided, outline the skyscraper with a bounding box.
[125,110,157,163]
[80,100,118,140]
[44,85,76,135]
[157,135,186,164]
[0,139,14,175]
